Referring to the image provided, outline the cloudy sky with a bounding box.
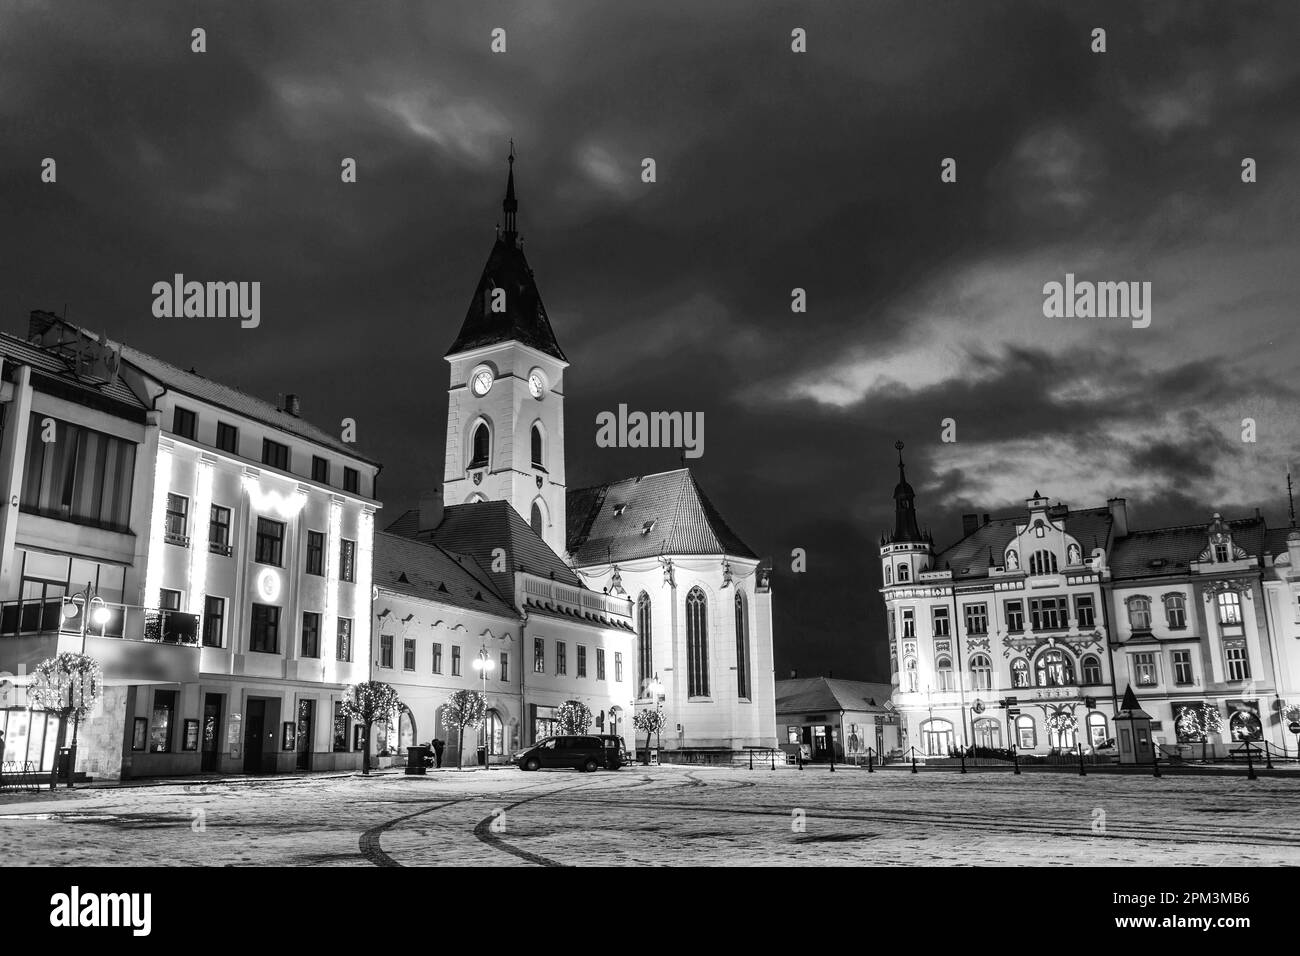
[3,1,1298,681]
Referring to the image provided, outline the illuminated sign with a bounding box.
[256,567,282,603]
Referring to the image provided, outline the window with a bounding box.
[1005,600,1025,632]
[637,592,653,697]
[1172,649,1193,685]
[262,438,290,471]
[343,467,360,494]
[301,611,321,658]
[255,518,285,566]
[336,618,353,662]
[1087,712,1108,748]
[615,651,623,683]
[531,502,544,537]
[340,539,356,583]
[469,423,489,469]
[380,634,394,669]
[202,596,225,648]
[150,690,177,752]
[1011,658,1030,688]
[1133,652,1157,686]
[884,565,892,585]
[403,638,416,671]
[921,718,955,756]
[1081,655,1102,685]
[596,647,607,680]
[499,652,508,681]
[1214,542,1230,563]
[209,505,231,555]
[251,604,280,653]
[306,531,324,575]
[969,654,992,691]
[1216,591,1242,625]
[159,588,181,611]
[1164,593,1187,629]
[1030,597,1066,630]
[333,702,348,753]
[531,424,544,469]
[432,643,443,674]
[1015,715,1037,750]
[932,606,950,637]
[20,413,137,531]
[1035,650,1075,686]
[577,645,587,678]
[901,607,915,638]
[165,493,189,544]
[935,656,954,691]
[686,587,710,698]
[311,456,330,484]
[451,645,462,676]
[964,603,988,635]
[897,563,909,583]
[1225,645,1250,681]
[1127,596,1152,631]
[1074,595,1095,629]
[1028,550,1058,575]
[534,638,545,674]
[216,421,239,454]
[735,592,751,699]
[904,658,918,692]
[172,406,197,440]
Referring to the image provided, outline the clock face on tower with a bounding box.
[527,369,546,399]
[470,366,494,396]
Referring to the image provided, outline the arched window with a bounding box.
[936,656,954,691]
[897,563,909,583]
[1047,713,1076,750]
[884,565,892,585]
[969,654,992,691]
[1086,712,1108,748]
[735,592,751,700]
[469,422,490,469]
[1163,593,1187,628]
[636,592,653,698]
[1127,596,1152,631]
[904,658,919,693]
[686,587,709,698]
[921,718,955,756]
[1081,655,1102,685]
[1028,550,1058,575]
[1035,649,1075,687]
[1011,658,1030,688]
[973,718,1002,749]
[531,423,544,469]
[1015,715,1037,750]
[530,501,544,537]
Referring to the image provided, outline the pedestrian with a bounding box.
[431,738,444,769]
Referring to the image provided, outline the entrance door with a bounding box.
[201,694,223,771]
[243,698,265,774]
[296,699,314,772]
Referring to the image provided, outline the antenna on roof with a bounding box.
[1288,472,1296,528]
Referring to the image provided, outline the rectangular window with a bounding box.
[262,438,290,471]
[1225,645,1250,681]
[452,645,462,676]
[150,690,177,752]
[301,611,321,658]
[333,701,348,752]
[557,641,567,676]
[255,517,285,566]
[311,455,330,484]
[343,467,360,494]
[534,638,546,674]
[500,652,509,682]
[1030,597,1066,630]
[340,539,356,583]
[403,638,416,671]
[172,406,197,440]
[432,642,443,674]
[932,607,950,637]
[209,504,231,555]
[577,645,587,678]
[250,604,280,653]
[1005,600,1025,632]
[1172,649,1193,685]
[1133,652,1157,686]
[380,633,394,669]
[1165,595,1187,629]
[597,647,607,680]
[20,413,137,532]
[306,530,324,575]
[216,421,239,455]
[202,596,225,647]
[159,588,181,611]
[165,493,189,543]
[336,618,353,662]
[964,603,988,635]
[1074,595,1095,629]
[615,651,623,682]
[1217,592,1242,625]
[901,607,915,639]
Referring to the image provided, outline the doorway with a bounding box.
[296,699,314,772]
[201,694,223,771]
[243,698,266,774]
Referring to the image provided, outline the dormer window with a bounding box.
[641,520,656,536]
[613,503,628,517]
[1214,543,1230,563]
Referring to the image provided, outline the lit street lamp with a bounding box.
[471,646,495,769]
[57,582,110,787]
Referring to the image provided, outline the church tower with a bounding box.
[879,441,933,586]
[443,148,569,554]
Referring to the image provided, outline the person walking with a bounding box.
[431,738,444,769]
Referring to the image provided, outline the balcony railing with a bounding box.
[521,576,633,623]
[0,598,200,646]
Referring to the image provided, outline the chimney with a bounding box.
[284,393,301,417]
[961,514,980,536]
[418,486,444,533]
[1107,497,1128,538]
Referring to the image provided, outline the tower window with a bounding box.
[897,563,909,583]
[530,501,544,537]
[531,423,544,470]
[469,422,490,469]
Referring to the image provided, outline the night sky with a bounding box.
[3,1,1298,682]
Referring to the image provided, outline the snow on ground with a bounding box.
[1,764,1296,866]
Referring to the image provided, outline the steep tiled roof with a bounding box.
[1109,516,1266,579]
[566,468,758,566]
[935,507,1113,580]
[0,331,146,415]
[445,236,565,361]
[775,677,896,714]
[373,531,516,619]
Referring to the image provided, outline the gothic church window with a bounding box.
[686,587,710,698]
[469,422,490,469]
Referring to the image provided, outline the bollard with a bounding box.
[867,748,874,773]
[1077,741,1086,777]
[1013,744,1021,776]
[798,748,803,770]
[770,748,775,771]
[1244,742,1257,781]
[1152,743,1161,778]
[830,748,835,772]
[960,747,967,774]
[910,748,917,774]
[749,748,753,771]
[1264,744,1274,771]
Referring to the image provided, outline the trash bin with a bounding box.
[55,747,74,785]
[405,745,429,775]
[476,746,487,766]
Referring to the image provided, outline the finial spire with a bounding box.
[502,140,518,242]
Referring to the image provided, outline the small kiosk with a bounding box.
[1113,684,1154,766]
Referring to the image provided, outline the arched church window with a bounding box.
[637,592,653,698]
[469,422,490,469]
[686,587,709,698]
[531,423,544,469]
[735,592,751,700]
[530,501,544,537]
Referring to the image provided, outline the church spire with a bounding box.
[502,140,518,243]
[891,440,924,543]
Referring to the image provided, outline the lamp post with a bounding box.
[637,674,664,764]
[57,583,109,787]
[471,646,495,769]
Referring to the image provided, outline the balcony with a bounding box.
[521,576,634,629]
[0,598,200,645]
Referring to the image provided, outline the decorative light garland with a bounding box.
[241,473,308,518]
[143,447,174,605]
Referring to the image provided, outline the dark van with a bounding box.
[513,735,608,772]
[594,734,627,770]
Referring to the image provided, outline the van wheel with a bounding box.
[583,758,599,773]
[524,757,540,772]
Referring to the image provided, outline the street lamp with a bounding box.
[57,582,109,787]
[471,646,495,769]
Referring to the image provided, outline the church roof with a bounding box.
[1109,515,1266,579]
[566,468,758,566]
[935,506,1114,580]
[372,531,517,619]
[774,677,895,715]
